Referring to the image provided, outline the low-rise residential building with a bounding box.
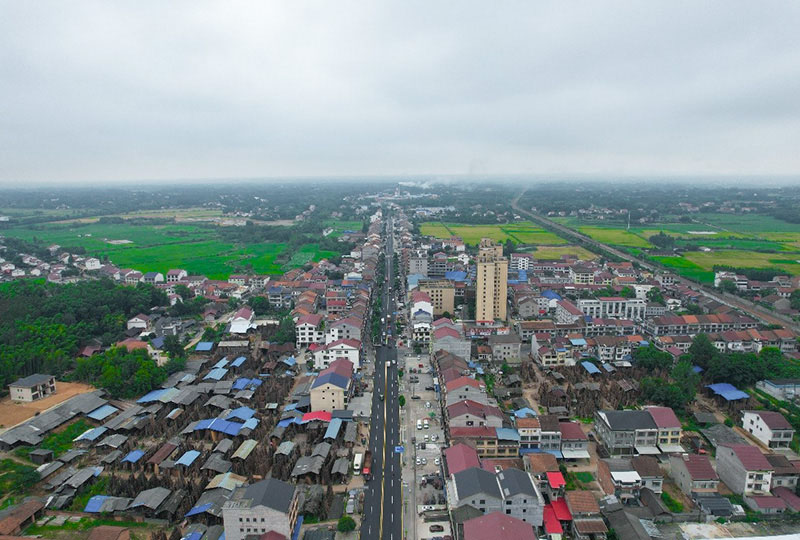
[309,359,353,413]
[312,338,361,370]
[516,417,541,451]
[445,377,489,407]
[715,444,773,496]
[631,455,663,494]
[765,454,800,491]
[296,314,325,348]
[555,300,584,324]
[559,421,590,460]
[222,477,299,540]
[447,400,504,429]
[488,334,522,365]
[462,512,536,540]
[229,307,255,334]
[594,410,658,456]
[644,406,683,453]
[597,458,642,503]
[127,313,151,331]
[418,280,455,316]
[741,410,795,449]
[8,374,56,402]
[448,467,543,525]
[577,297,645,320]
[669,453,720,499]
[564,490,607,540]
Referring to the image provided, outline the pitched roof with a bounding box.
[525,452,559,474]
[9,373,53,388]
[453,467,502,499]
[723,444,773,471]
[497,468,536,497]
[599,410,657,431]
[645,406,681,428]
[677,454,718,480]
[443,444,481,475]
[242,477,295,513]
[631,456,662,478]
[565,490,600,515]
[559,421,587,440]
[447,400,503,421]
[463,512,536,540]
[445,376,484,393]
[749,410,793,430]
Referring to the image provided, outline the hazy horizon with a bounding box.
[2,2,800,185]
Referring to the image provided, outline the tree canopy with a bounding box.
[73,346,168,399]
[0,279,166,389]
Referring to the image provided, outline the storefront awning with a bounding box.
[634,446,661,455]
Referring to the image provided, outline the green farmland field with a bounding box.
[3,222,340,279]
[420,221,566,245]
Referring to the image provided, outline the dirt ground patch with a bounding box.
[0,382,96,430]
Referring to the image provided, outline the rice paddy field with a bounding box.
[2,222,338,278]
[420,221,566,245]
[322,219,363,238]
[527,245,598,260]
[553,215,800,283]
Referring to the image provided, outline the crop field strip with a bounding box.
[3,221,338,279]
[552,215,800,282]
[420,221,567,245]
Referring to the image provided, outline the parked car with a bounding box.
[434,457,441,466]
[425,401,432,408]
[411,395,421,400]
[416,457,422,466]
[421,457,427,465]
[430,525,445,532]
[431,434,438,442]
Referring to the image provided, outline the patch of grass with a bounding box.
[420,221,567,245]
[322,219,363,238]
[574,472,594,483]
[25,517,149,536]
[683,250,800,275]
[40,419,92,457]
[527,245,597,260]
[70,476,110,511]
[651,255,716,283]
[577,226,653,248]
[661,491,684,513]
[0,459,39,498]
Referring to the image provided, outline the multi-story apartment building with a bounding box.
[475,238,508,322]
[418,279,455,316]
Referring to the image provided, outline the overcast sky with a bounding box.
[2,2,800,185]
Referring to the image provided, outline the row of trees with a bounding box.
[0,279,167,389]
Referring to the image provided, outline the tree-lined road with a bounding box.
[361,216,403,540]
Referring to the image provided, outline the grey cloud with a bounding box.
[1,1,799,184]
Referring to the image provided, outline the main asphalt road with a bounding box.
[361,216,403,540]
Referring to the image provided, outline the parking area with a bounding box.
[398,350,450,540]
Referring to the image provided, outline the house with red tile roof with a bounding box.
[742,410,795,449]
[462,512,536,540]
[564,490,607,539]
[669,453,719,498]
[716,444,773,496]
[444,376,489,406]
[295,313,325,348]
[644,406,683,453]
[443,443,481,476]
[447,400,504,429]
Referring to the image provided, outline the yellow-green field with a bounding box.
[576,226,653,248]
[420,221,566,245]
[527,245,598,260]
[682,250,800,274]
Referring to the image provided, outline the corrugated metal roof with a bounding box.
[231,439,257,460]
[87,404,119,421]
[176,449,201,467]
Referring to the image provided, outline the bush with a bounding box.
[661,491,684,513]
[337,516,356,532]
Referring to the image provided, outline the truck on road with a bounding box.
[362,450,373,481]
